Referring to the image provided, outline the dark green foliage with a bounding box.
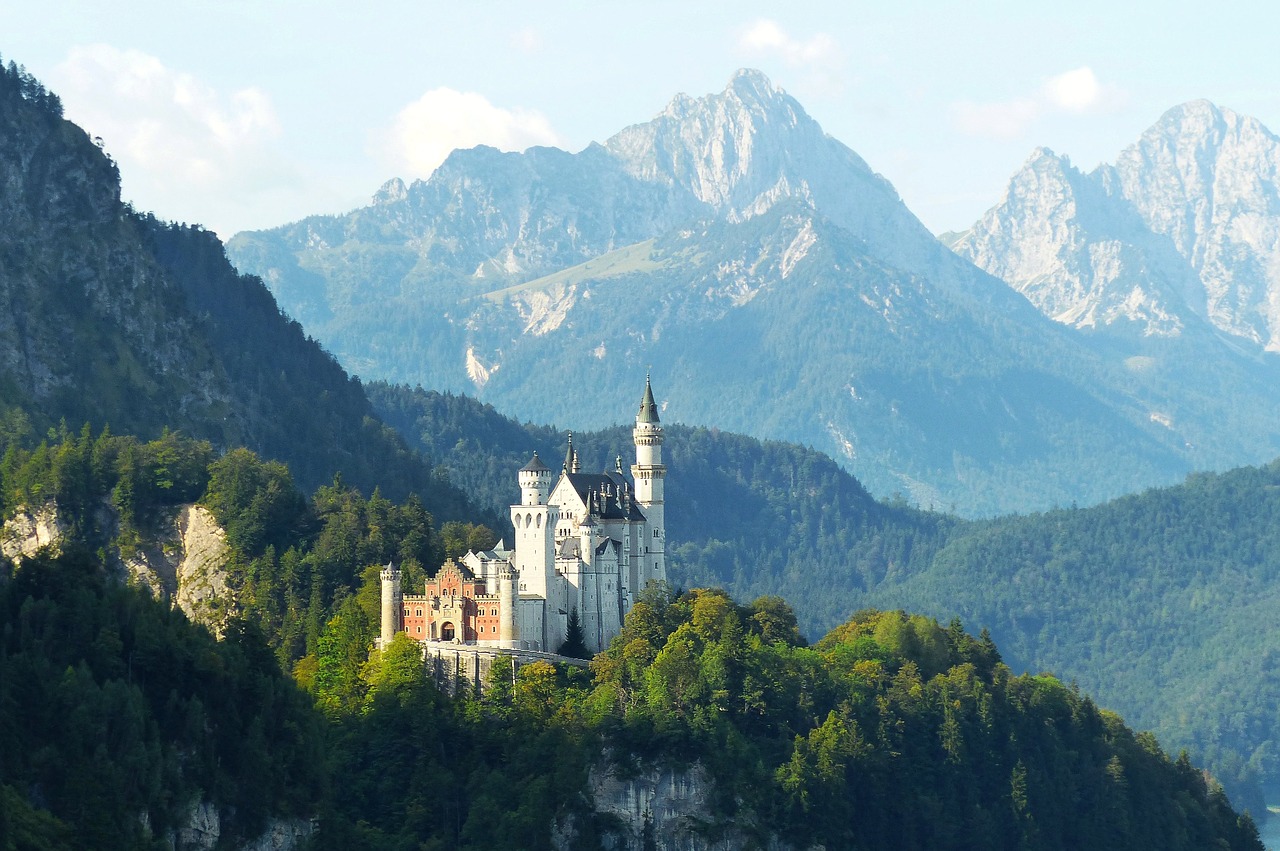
[368,383,1280,812]
[0,426,213,549]
[0,550,325,850]
[320,592,1260,850]
[558,609,591,659]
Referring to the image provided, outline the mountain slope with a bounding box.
[0,61,472,518]
[956,101,1280,352]
[227,72,1280,516]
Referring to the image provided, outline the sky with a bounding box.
[2,1,1279,240]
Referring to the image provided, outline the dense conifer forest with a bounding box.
[0,428,1266,849]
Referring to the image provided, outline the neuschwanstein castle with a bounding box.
[378,379,667,655]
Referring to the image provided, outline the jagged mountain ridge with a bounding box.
[955,100,1280,350]
[228,73,1280,516]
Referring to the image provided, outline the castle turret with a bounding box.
[379,562,402,648]
[519,451,552,505]
[631,376,666,585]
[498,562,519,649]
[511,450,560,626]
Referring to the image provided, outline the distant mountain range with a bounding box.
[228,72,1280,516]
[952,101,1280,349]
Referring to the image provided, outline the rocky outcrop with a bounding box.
[169,800,314,851]
[556,760,801,851]
[121,504,233,632]
[0,501,68,563]
[171,505,234,630]
[5,500,234,633]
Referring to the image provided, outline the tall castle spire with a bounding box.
[631,376,666,588]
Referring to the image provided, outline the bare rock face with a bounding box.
[555,760,802,851]
[957,101,1280,349]
[169,800,314,851]
[172,505,233,631]
[0,502,68,563]
[6,499,235,634]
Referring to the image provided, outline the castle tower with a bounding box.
[631,376,666,585]
[379,562,402,648]
[498,562,519,649]
[519,451,552,505]
[511,452,559,621]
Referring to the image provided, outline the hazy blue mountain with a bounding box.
[956,101,1280,351]
[230,73,1280,516]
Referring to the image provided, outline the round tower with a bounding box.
[631,376,666,584]
[379,562,402,648]
[498,562,520,649]
[519,451,552,505]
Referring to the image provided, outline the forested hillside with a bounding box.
[368,381,1280,815]
[1,549,1261,850]
[0,56,471,519]
[865,460,1280,816]
[0,550,326,850]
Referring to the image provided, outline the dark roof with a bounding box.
[637,377,660,424]
[520,451,550,473]
[563,472,647,521]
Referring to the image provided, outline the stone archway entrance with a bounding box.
[441,622,455,641]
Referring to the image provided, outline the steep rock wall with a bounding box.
[4,500,234,633]
[557,761,801,851]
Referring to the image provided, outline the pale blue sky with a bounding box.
[2,1,1278,238]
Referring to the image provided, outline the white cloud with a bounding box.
[1043,67,1101,112]
[952,66,1124,138]
[736,19,843,96]
[377,88,564,180]
[738,19,838,68]
[51,44,299,235]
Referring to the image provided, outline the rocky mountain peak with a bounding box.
[373,177,408,205]
[603,69,821,214]
[959,100,1280,348]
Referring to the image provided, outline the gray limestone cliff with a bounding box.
[555,760,806,851]
[168,801,313,851]
[3,500,235,633]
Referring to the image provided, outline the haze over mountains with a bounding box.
[229,72,1280,517]
[953,100,1280,349]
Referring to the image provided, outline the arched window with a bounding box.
[536,514,542,528]
[515,515,523,528]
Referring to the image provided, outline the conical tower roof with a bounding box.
[520,451,550,473]
[637,376,660,424]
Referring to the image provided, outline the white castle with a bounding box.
[378,378,667,655]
